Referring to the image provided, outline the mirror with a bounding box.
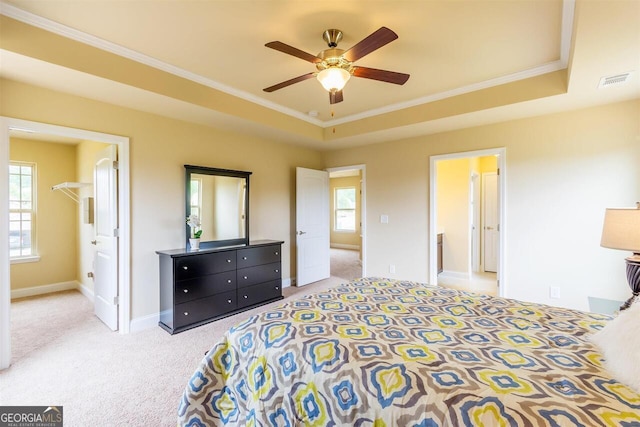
[185,165,251,249]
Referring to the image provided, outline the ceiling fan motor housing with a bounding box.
[322,29,343,48]
[316,48,352,73]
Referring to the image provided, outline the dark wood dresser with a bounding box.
[156,239,284,334]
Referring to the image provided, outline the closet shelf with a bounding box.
[51,182,91,203]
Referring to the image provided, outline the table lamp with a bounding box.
[600,202,640,311]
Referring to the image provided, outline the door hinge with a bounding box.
[113,160,119,170]
[113,228,120,237]
[497,168,500,176]
[113,296,119,305]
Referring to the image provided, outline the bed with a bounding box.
[178,277,640,426]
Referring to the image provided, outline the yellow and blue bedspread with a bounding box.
[178,278,640,426]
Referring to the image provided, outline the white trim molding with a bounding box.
[78,281,95,303]
[130,313,159,333]
[0,0,575,129]
[10,280,79,300]
[282,277,293,288]
[327,164,367,277]
[0,117,131,370]
[330,244,360,251]
[429,147,507,298]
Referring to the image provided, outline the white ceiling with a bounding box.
[1,0,638,149]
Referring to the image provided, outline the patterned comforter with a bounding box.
[178,278,640,426]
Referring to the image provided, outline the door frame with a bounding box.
[0,117,131,370]
[326,164,367,277]
[429,148,506,296]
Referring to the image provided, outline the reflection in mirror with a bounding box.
[185,165,251,249]
[190,174,246,241]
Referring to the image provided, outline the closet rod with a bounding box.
[51,182,90,203]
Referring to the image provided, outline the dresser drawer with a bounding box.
[174,290,237,328]
[237,280,282,309]
[175,251,236,280]
[175,270,236,304]
[237,245,281,269]
[237,262,281,288]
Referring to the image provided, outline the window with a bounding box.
[190,178,202,218]
[9,162,36,258]
[335,187,356,232]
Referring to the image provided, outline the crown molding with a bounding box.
[0,0,574,129]
[0,1,324,127]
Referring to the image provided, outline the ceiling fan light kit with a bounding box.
[317,67,351,92]
[264,27,410,105]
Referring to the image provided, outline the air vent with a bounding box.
[598,72,633,88]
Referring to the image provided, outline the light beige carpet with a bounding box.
[0,276,345,426]
[330,248,362,281]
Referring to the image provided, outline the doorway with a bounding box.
[328,167,365,281]
[0,117,131,370]
[429,148,506,297]
[295,165,366,286]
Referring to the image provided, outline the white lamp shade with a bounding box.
[317,68,351,92]
[601,207,640,252]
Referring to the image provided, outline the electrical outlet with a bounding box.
[549,286,561,299]
[380,214,389,224]
[389,264,396,274]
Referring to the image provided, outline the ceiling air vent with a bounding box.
[598,72,633,89]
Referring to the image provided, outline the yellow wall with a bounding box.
[1,78,323,319]
[436,158,471,275]
[435,155,498,277]
[9,138,78,290]
[329,175,361,249]
[3,76,639,315]
[324,99,640,310]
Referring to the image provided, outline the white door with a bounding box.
[470,173,480,272]
[94,145,118,330]
[482,172,498,273]
[296,167,330,286]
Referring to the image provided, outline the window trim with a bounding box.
[334,186,357,233]
[9,161,37,260]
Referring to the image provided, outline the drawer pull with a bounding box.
[226,259,231,263]
[184,312,189,316]
[275,251,279,255]
[183,289,189,293]
[227,279,232,284]
[227,299,232,304]
[275,286,280,290]
[243,276,248,280]
[275,269,279,273]
[243,295,248,299]
[182,266,188,270]
[243,256,248,260]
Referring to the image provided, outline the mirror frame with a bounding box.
[185,165,252,249]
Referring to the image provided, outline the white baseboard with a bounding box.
[11,280,79,300]
[439,270,472,280]
[330,244,360,250]
[129,313,159,333]
[78,282,95,303]
[282,277,293,288]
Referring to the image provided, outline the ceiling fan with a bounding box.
[263,27,410,104]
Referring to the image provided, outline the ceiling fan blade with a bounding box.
[353,67,410,85]
[263,72,316,92]
[329,90,344,104]
[265,41,321,63]
[342,27,398,62]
